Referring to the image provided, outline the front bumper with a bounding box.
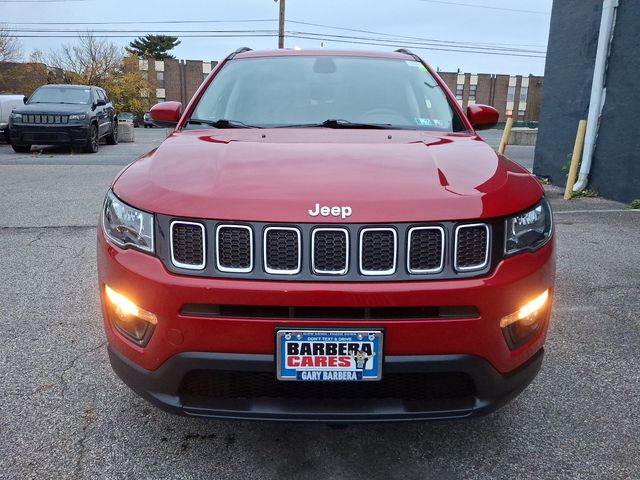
[109,345,544,422]
[9,124,89,146]
[98,227,554,421]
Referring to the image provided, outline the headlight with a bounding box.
[69,113,87,121]
[10,112,22,121]
[102,190,154,253]
[505,199,553,255]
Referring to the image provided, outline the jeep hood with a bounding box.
[17,103,89,114]
[113,129,543,223]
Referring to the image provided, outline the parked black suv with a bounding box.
[8,84,118,153]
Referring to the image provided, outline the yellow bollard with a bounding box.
[498,117,514,155]
[564,120,588,200]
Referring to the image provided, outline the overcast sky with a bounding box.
[2,0,553,75]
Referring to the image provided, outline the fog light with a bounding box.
[500,290,549,350]
[105,285,157,346]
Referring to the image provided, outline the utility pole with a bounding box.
[278,0,286,48]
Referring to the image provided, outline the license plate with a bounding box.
[276,330,383,381]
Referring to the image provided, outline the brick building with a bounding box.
[0,62,64,95]
[138,58,218,108]
[438,71,544,123]
[137,59,543,122]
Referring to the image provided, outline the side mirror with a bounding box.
[150,101,182,128]
[23,96,28,104]
[467,104,499,131]
[96,98,107,107]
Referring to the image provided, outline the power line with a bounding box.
[2,27,547,52]
[3,27,545,54]
[419,0,551,16]
[286,35,546,58]
[287,19,547,48]
[4,19,278,25]
[0,0,91,2]
[2,17,547,49]
[5,31,546,58]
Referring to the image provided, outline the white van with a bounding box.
[0,95,27,141]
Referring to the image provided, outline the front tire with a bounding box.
[85,124,99,153]
[11,143,31,153]
[106,121,118,145]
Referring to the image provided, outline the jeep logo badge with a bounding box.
[308,203,352,219]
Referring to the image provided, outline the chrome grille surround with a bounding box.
[216,224,253,273]
[311,227,349,275]
[359,228,397,276]
[170,220,206,270]
[454,223,490,272]
[407,226,445,274]
[263,227,301,275]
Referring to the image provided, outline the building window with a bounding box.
[157,97,165,104]
[469,85,477,102]
[518,110,526,119]
[455,74,465,102]
[519,86,528,104]
[141,71,148,81]
[156,71,164,88]
[507,86,516,103]
[203,73,208,83]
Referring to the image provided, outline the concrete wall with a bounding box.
[534,0,640,203]
[589,0,640,202]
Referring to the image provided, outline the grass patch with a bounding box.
[536,176,551,185]
[572,189,598,198]
[629,199,640,209]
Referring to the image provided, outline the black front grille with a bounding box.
[171,222,204,267]
[265,228,299,273]
[360,229,396,274]
[22,114,69,124]
[313,229,348,274]
[409,227,443,273]
[180,304,479,320]
[217,226,252,271]
[455,225,488,270]
[179,370,475,402]
[159,216,494,281]
[22,132,69,142]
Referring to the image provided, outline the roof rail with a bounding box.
[227,47,252,59]
[394,48,420,61]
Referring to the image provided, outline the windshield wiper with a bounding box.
[188,118,262,129]
[276,119,395,129]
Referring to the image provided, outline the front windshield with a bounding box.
[29,87,91,105]
[190,55,466,131]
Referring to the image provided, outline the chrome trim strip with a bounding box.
[215,224,253,273]
[263,227,301,275]
[311,227,349,275]
[407,226,445,274]
[359,227,397,276]
[453,223,490,272]
[169,221,206,270]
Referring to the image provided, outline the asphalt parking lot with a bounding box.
[0,128,638,479]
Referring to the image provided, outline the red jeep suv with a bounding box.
[98,48,554,422]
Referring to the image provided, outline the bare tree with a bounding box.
[47,32,123,85]
[0,26,23,62]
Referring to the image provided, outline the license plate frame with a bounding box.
[276,329,383,382]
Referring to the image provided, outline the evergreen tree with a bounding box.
[127,35,181,60]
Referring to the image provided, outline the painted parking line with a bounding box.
[554,209,640,214]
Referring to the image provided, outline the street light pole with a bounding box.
[278,0,285,48]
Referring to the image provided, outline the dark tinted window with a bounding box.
[29,86,91,105]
